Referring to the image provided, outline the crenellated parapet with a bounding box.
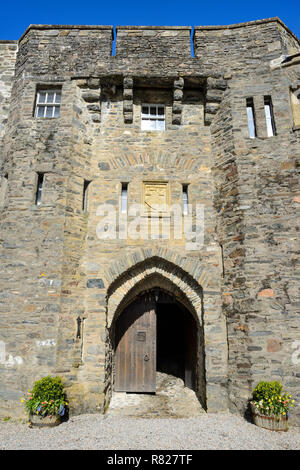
[17,25,113,78]
[115,26,191,59]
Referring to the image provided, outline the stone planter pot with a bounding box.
[250,402,289,432]
[29,413,61,428]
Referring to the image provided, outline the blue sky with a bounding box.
[1,0,300,40]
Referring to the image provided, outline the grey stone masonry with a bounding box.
[0,18,299,426]
[0,41,17,164]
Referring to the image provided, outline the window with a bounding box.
[0,174,8,208]
[35,173,44,205]
[82,180,91,212]
[291,88,300,128]
[182,184,189,215]
[246,98,257,138]
[121,183,128,214]
[264,96,276,137]
[35,89,61,118]
[141,104,165,131]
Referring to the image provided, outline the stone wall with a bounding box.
[194,18,300,75]
[17,25,113,77]
[0,18,299,425]
[0,41,17,169]
[207,19,300,423]
[115,26,191,58]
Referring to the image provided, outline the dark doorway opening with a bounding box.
[114,289,198,393]
[156,300,197,390]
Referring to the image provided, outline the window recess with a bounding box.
[35,89,61,118]
[264,96,276,137]
[141,104,165,131]
[246,98,257,138]
[82,180,91,212]
[182,184,189,215]
[121,183,128,214]
[35,173,44,206]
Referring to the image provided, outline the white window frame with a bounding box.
[141,104,165,131]
[35,89,61,118]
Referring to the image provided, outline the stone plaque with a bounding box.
[143,181,169,216]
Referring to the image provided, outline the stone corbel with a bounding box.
[80,78,102,123]
[172,77,184,125]
[123,76,133,124]
[204,77,227,126]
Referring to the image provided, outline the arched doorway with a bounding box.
[114,288,198,394]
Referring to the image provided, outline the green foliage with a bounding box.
[252,381,282,402]
[30,376,65,402]
[252,381,295,417]
[22,376,68,418]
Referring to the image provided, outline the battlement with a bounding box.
[193,17,300,72]
[3,18,296,78]
[115,26,192,58]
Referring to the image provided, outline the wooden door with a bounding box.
[115,295,156,392]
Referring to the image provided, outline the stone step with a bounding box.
[107,372,205,418]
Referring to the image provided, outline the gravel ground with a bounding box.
[0,413,300,450]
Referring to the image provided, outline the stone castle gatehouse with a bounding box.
[0,17,299,424]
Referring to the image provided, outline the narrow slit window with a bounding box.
[0,174,8,208]
[220,244,225,277]
[246,98,257,138]
[82,180,91,212]
[121,183,128,214]
[35,89,61,118]
[182,184,189,215]
[35,173,44,206]
[264,96,276,137]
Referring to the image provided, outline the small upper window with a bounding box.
[291,88,300,128]
[246,98,257,139]
[182,184,189,215]
[264,96,276,137]
[35,173,44,206]
[141,104,165,131]
[35,89,61,118]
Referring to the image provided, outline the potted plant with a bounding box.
[250,381,295,432]
[21,375,68,427]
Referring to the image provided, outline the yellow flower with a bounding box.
[282,412,286,415]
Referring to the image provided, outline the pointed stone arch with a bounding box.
[104,248,228,413]
[105,247,211,291]
[106,253,204,328]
